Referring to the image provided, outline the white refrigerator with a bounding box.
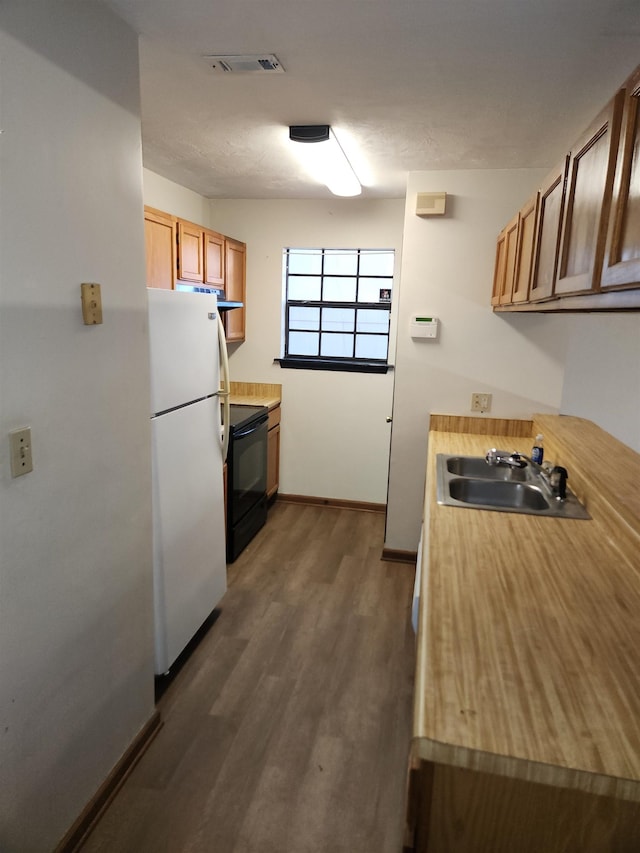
[148,288,228,675]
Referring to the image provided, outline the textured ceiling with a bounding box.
[104,0,640,199]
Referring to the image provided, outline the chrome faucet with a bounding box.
[540,463,569,500]
[486,447,569,500]
[485,448,528,469]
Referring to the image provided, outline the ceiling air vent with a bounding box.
[202,54,284,74]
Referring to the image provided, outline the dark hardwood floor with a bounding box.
[82,502,416,853]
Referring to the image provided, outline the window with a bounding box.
[280,248,394,373]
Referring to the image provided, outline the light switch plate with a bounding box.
[10,427,33,477]
[81,282,103,325]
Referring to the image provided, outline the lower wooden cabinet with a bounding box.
[404,760,640,853]
[266,405,281,501]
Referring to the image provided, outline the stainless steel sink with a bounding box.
[436,454,590,519]
[448,478,550,510]
[446,455,529,481]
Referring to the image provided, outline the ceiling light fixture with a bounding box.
[289,125,362,197]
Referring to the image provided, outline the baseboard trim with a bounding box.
[277,493,386,514]
[54,709,162,853]
[381,548,418,564]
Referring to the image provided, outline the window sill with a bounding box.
[275,357,393,374]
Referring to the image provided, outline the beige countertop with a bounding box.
[229,394,280,410]
[228,381,281,411]
[413,415,640,803]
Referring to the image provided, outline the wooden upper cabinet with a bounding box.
[601,66,640,290]
[225,238,246,343]
[144,207,176,290]
[555,91,625,296]
[500,214,520,305]
[529,159,568,302]
[512,193,539,303]
[204,229,225,286]
[177,220,205,283]
[491,228,508,306]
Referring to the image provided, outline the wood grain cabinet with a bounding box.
[144,207,176,290]
[204,229,225,286]
[177,219,205,283]
[143,206,247,343]
[491,214,519,305]
[601,65,640,290]
[511,192,539,303]
[176,221,226,286]
[555,91,625,296]
[224,238,246,343]
[491,227,508,306]
[529,159,568,302]
[491,63,640,312]
[266,405,281,501]
[492,200,536,306]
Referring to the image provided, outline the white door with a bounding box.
[151,396,227,674]
[148,288,219,414]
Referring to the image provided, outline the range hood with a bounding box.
[175,282,243,311]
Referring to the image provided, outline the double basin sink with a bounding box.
[436,455,590,519]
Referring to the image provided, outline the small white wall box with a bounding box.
[416,192,446,216]
[411,315,439,339]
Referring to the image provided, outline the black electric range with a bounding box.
[224,404,269,562]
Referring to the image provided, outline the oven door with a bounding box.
[230,415,268,523]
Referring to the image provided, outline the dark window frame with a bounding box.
[279,248,394,374]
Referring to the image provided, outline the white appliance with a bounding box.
[148,288,229,675]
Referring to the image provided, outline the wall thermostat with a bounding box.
[410,315,439,339]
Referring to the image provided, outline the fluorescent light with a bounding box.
[289,125,362,197]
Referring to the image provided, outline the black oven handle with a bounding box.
[233,417,267,440]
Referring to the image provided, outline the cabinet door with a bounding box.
[512,193,539,303]
[499,214,520,305]
[555,92,624,296]
[601,66,640,290]
[225,238,246,343]
[144,207,176,290]
[491,228,507,306]
[204,229,225,286]
[177,220,205,283]
[530,159,568,302]
[267,423,280,500]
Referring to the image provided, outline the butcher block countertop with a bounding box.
[228,381,281,411]
[414,414,640,804]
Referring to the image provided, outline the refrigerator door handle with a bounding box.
[217,311,231,462]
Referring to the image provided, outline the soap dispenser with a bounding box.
[531,433,544,465]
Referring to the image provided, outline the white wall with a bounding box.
[209,197,405,503]
[144,168,212,227]
[385,170,569,552]
[561,314,640,452]
[0,5,154,850]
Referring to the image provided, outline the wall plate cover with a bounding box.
[9,427,33,477]
[81,283,103,325]
[471,393,492,412]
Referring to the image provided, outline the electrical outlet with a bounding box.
[471,393,492,413]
